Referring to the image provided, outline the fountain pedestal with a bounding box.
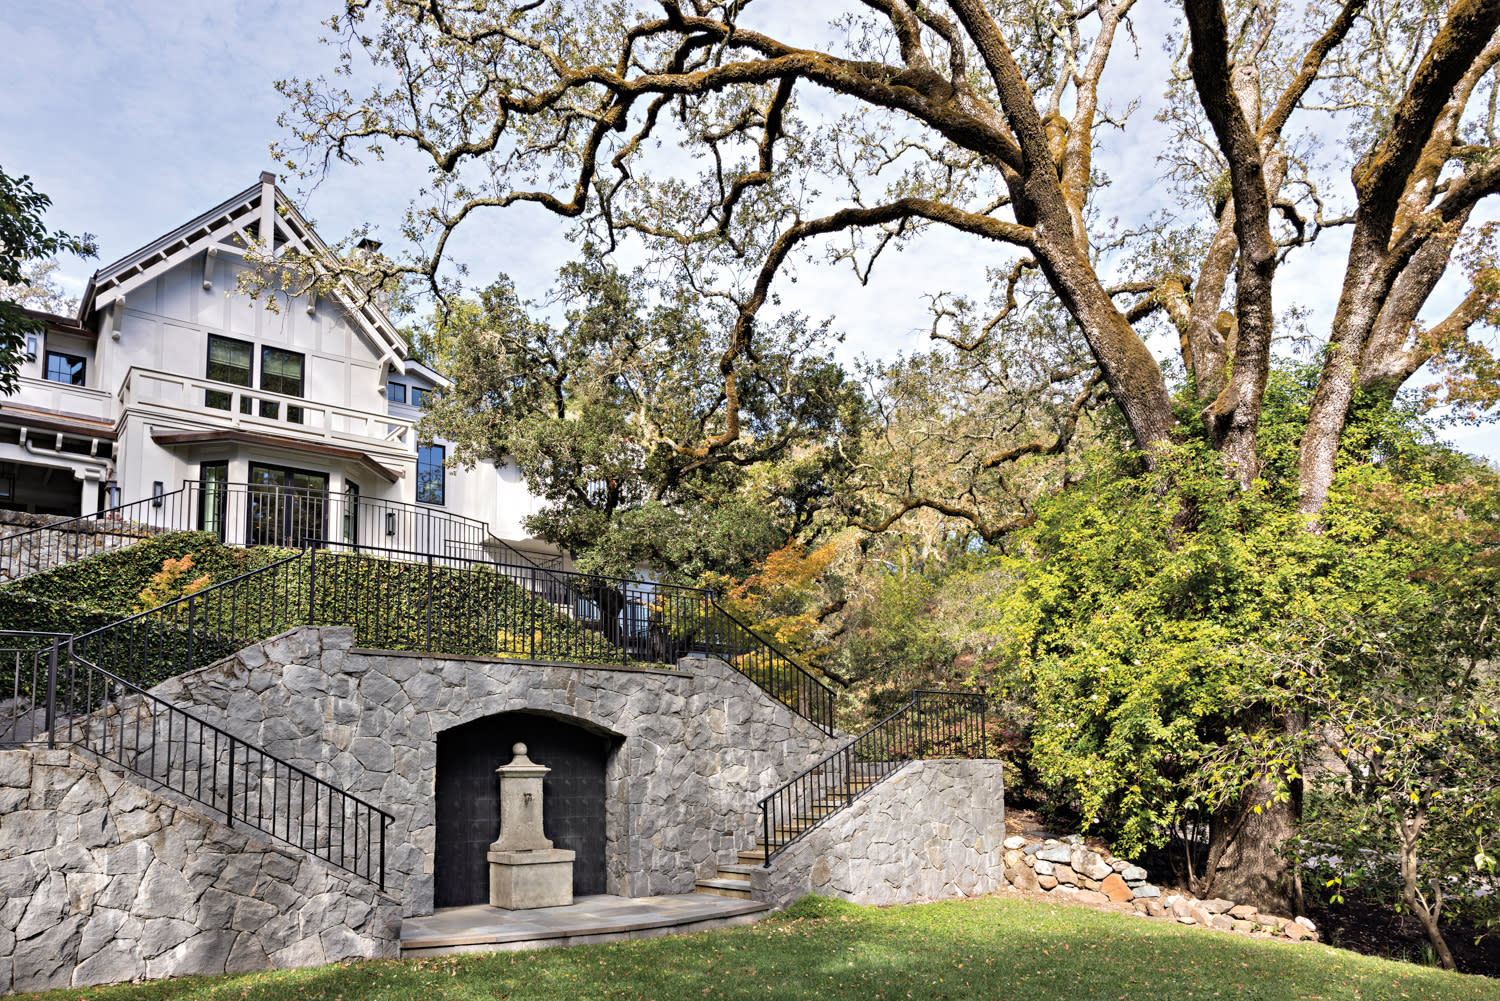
[487,743,575,909]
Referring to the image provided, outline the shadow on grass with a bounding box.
[16,895,1500,1001]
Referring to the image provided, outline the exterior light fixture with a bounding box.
[386,512,397,537]
[152,481,164,507]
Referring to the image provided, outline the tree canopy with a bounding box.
[418,256,865,578]
[0,167,94,392]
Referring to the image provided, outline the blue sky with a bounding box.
[3,0,1496,463]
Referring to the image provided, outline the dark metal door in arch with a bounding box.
[434,711,612,907]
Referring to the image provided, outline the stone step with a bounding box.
[694,878,753,900]
[716,864,758,877]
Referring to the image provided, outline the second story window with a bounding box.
[261,348,305,423]
[410,387,431,408]
[388,382,406,404]
[205,335,252,411]
[44,351,86,386]
[417,444,445,505]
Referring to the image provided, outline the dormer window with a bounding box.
[44,351,86,386]
[388,381,407,405]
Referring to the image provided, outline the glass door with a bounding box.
[198,462,229,540]
[247,463,328,547]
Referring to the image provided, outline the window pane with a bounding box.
[388,382,406,404]
[417,444,445,505]
[44,352,85,386]
[261,348,304,397]
[207,336,252,386]
[411,387,429,407]
[259,400,279,420]
[205,389,231,411]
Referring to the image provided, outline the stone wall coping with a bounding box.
[346,648,685,678]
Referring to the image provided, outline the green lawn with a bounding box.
[15,895,1500,1001]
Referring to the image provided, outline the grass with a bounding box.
[14,894,1500,1001]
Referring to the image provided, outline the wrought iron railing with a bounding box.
[0,625,390,885]
[52,541,834,731]
[0,630,66,747]
[757,690,989,863]
[0,479,557,583]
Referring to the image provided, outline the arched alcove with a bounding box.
[434,710,618,907]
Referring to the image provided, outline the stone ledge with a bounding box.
[348,649,686,678]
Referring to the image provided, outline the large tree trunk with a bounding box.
[1208,781,1303,912]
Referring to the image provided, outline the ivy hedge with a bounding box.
[3,538,640,689]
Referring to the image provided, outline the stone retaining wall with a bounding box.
[0,512,159,582]
[149,627,846,916]
[1002,832,1319,941]
[0,747,400,994]
[752,759,1006,907]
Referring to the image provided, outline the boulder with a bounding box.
[1037,874,1058,890]
[1053,864,1078,886]
[1033,860,1054,876]
[1131,884,1161,898]
[1100,873,1134,903]
[1002,835,1028,851]
[1199,898,1235,914]
[1006,865,1038,892]
[1070,848,1114,881]
[1036,845,1073,864]
[1144,898,1166,918]
[1121,865,1149,883]
[1228,904,1258,920]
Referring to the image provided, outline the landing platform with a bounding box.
[400,893,772,957]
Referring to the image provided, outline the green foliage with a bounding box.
[419,256,865,579]
[0,166,96,392]
[5,532,298,618]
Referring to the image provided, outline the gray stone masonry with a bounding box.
[150,627,846,916]
[0,747,400,994]
[0,512,160,582]
[752,759,1006,907]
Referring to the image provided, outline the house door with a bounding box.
[434,712,612,907]
[246,463,328,547]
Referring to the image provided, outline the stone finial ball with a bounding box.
[513,743,527,757]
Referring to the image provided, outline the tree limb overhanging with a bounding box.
[274,0,1500,513]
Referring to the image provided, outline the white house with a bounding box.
[0,173,555,566]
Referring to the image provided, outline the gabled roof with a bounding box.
[78,173,408,372]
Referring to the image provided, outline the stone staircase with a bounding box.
[695,775,877,899]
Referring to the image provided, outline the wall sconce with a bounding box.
[385,512,397,537]
[152,481,164,508]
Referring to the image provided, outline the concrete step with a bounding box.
[694,877,753,900]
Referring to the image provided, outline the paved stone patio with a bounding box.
[399,894,771,956]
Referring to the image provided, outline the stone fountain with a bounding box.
[487,742,576,909]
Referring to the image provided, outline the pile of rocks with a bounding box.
[1002,833,1319,943]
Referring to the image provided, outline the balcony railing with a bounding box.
[10,375,114,421]
[118,367,416,450]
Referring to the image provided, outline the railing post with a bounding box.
[307,547,317,626]
[186,596,196,673]
[226,740,236,829]
[761,801,771,868]
[528,568,537,661]
[425,553,435,652]
[979,685,988,759]
[45,640,58,749]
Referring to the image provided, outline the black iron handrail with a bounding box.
[60,647,391,886]
[756,689,989,864]
[305,541,835,732]
[0,621,391,885]
[0,479,558,584]
[59,539,833,732]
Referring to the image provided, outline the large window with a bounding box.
[417,444,445,505]
[260,347,305,423]
[410,387,431,408]
[44,351,86,386]
[205,336,252,411]
[387,382,406,405]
